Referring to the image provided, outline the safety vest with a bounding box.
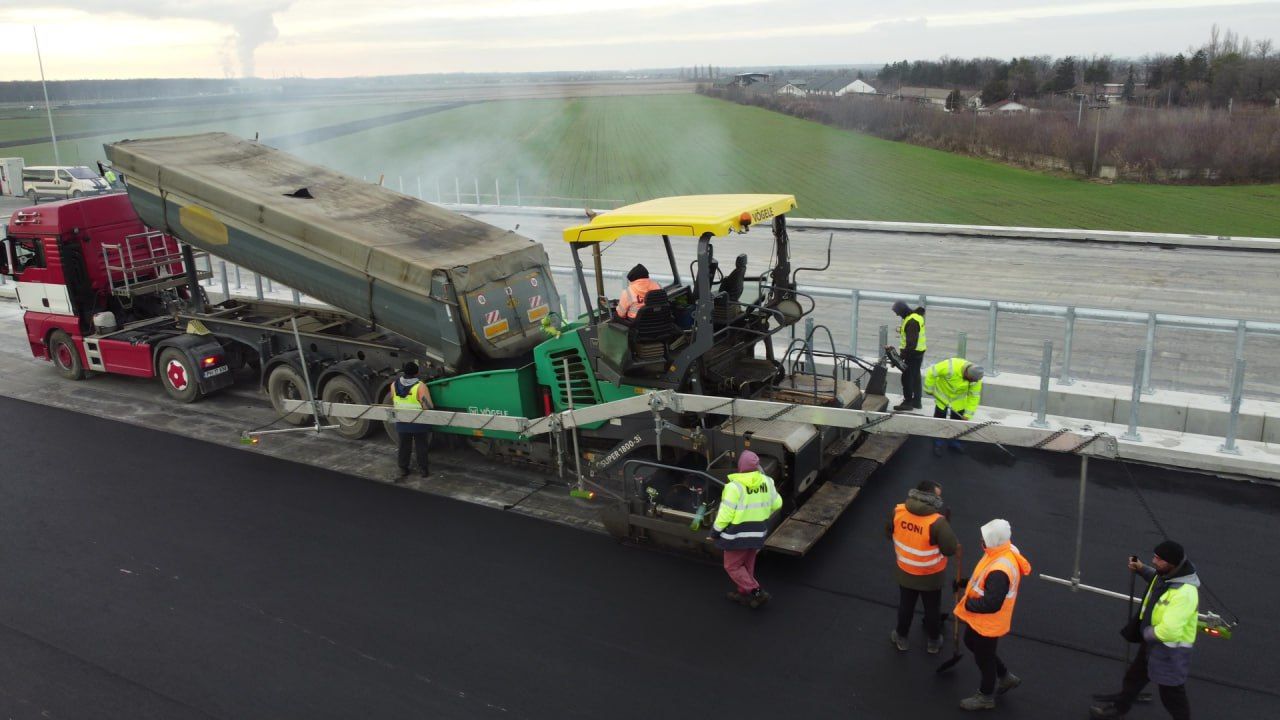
[1140,575,1200,648]
[712,470,783,550]
[924,358,982,416]
[104,170,117,184]
[892,503,946,575]
[953,543,1031,638]
[899,312,926,352]
[618,278,662,320]
[392,379,425,409]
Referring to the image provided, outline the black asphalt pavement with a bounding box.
[0,395,1275,719]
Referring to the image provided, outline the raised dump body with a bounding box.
[105,133,558,371]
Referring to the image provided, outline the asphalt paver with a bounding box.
[0,396,1275,719]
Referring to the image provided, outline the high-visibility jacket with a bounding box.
[104,170,118,184]
[892,503,947,575]
[1141,574,1200,648]
[899,312,926,352]
[924,357,982,417]
[712,470,783,550]
[953,542,1031,638]
[617,278,662,320]
[391,377,432,432]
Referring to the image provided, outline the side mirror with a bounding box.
[0,237,12,276]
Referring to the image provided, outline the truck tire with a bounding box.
[268,364,312,426]
[158,347,202,403]
[49,331,85,380]
[379,384,399,444]
[321,375,374,440]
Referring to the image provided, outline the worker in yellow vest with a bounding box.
[712,450,783,609]
[1091,541,1199,720]
[953,519,1030,711]
[924,357,984,455]
[889,300,926,411]
[390,361,434,482]
[887,479,958,653]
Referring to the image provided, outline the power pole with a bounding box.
[1091,103,1108,177]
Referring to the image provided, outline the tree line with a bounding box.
[877,25,1279,108]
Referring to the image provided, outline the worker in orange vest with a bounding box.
[616,264,662,320]
[953,518,1031,711]
[887,479,958,653]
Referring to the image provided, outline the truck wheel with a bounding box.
[158,348,202,403]
[49,331,85,380]
[321,376,374,440]
[379,384,399,444]
[268,364,312,426]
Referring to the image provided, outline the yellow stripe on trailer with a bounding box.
[563,194,797,243]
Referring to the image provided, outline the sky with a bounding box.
[0,0,1278,80]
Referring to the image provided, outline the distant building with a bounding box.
[895,87,952,106]
[777,80,808,96]
[809,74,877,96]
[982,99,1032,114]
[730,72,772,87]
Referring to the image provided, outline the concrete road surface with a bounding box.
[0,396,1274,719]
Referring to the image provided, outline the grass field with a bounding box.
[3,92,1278,236]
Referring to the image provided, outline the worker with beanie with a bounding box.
[617,263,662,320]
[1091,541,1199,720]
[887,479,958,653]
[887,300,926,411]
[391,361,434,482]
[953,518,1031,711]
[712,450,783,609]
[924,357,984,454]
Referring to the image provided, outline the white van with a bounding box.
[23,166,111,202]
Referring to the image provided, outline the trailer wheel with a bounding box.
[379,384,399,444]
[49,331,85,380]
[158,348,202,403]
[267,364,312,426]
[321,376,375,440]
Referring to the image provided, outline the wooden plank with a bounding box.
[789,483,860,525]
[853,431,908,464]
[763,518,826,556]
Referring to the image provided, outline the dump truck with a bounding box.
[1,132,900,555]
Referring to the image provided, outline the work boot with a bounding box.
[748,589,771,609]
[893,401,914,411]
[926,635,944,654]
[995,672,1021,695]
[726,590,750,606]
[911,400,923,409]
[932,440,945,457]
[889,630,909,651]
[393,468,410,484]
[1092,691,1151,704]
[1089,704,1125,719]
[959,692,996,711]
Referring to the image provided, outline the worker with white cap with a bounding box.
[953,518,1031,711]
[924,357,984,454]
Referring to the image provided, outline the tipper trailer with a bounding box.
[1,132,903,554]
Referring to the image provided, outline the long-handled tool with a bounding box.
[937,544,965,674]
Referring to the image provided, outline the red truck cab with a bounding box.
[1,194,229,398]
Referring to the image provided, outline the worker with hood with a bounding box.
[924,357,984,454]
[617,263,662,320]
[887,479,958,654]
[712,450,783,609]
[953,519,1031,711]
[1091,541,1200,720]
[888,300,926,411]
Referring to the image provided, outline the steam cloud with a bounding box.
[38,1,291,77]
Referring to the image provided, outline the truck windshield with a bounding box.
[68,167,99,179]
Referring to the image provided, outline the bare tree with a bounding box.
[1256,39,1273,60]
[1209,24,1221,61]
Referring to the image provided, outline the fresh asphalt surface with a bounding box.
[1,396,1276,719]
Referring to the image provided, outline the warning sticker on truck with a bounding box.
[483,319,510,339]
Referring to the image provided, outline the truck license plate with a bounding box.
[203,365,230,378]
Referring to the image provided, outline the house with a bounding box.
[729,72,772,88]
[809,74,877,96]
[895,87,952,106]
[777,81,808,97]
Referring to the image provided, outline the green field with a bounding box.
[4,93,1278,236]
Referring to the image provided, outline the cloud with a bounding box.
[8,1,291,77]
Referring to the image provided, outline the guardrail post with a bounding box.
[918,293,926,312]
[1031,340,1052,428]
[1219,357,1245,455]
[398,176,403,193]
[254,274,264,300]
[234,264,241,289]
[266,277,273,294]
[1142,312,1156,395]
[986,301,999,376]
[957,331,967,359]
[849,289,859,358]
[219,261,229,299]
[1122,349,1145,441]
[292,288,301,306]
[455,178,461,204]
[1224,320,1246,403]
[474,178,481,205]
[878,324,888,355]
[1060,306,1076,385]
[495,179,501,206]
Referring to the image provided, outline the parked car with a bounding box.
[23,166,112,201]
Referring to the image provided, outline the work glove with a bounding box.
[1142,625,1157,643]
